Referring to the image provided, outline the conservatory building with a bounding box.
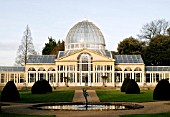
[0,19,170,88]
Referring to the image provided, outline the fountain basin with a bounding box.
[30,102,144,111]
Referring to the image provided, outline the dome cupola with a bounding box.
[65,19,106,53]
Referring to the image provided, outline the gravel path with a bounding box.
[72,90,100,102]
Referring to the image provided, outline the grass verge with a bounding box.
[96,90,154,102]
[120,112,170,117]
[0,113,53,117]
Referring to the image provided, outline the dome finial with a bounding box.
[82,18,88,22]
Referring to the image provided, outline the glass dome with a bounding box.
[65,19,106,52]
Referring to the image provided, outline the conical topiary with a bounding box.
[125,79,140,94]
[31,80,52,94]
[153,79,170,100]
[1,81,20,102]
[121,78,130,92]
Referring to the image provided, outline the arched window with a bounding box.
[134,67,142,71]
[115,67,122,83]
[38,67,46,71]
[28,67,36,71]
[124,67,132,79]
[48,67,56,83]
[115,67,122,71]
[38,67,46,80]
[28,67,36,83]
[134,67,142,83]
[77,53,92,71]
[124,67,132,71]
[48,67,55,71]
[77,52,93,86]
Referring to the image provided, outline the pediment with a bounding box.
[55,49,114,62]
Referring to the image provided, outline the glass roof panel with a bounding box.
[115,55,143,64]
[145,66,170,71]
[0,66,25,72]
[27,55,56,64]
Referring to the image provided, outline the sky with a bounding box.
[0,0,170,66]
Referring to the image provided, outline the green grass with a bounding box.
[96,90,154,102]
[120,112,170,117]
[18,90,74,103]
[0,90,74,103]
[0,113,53,117]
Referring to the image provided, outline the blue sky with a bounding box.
[0,0,170,66]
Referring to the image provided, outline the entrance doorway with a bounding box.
[77,53,93,86]
[82,73,88,86]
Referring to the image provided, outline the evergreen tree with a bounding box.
[42,37,64,55]
[125,79,140,94]
[121,78,130,92]
[117,37,143,55]
[31,80,52,94]
[1,81,20,102]
[153,79,170,100]
[42,37,57,55]
[51,40,65,55]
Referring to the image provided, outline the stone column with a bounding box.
[25,71,28,84]
[92,65,95,86]
[36,70,38,81]
[0,73,1,83]
[132,70,134,80]
[56,65,58,86]
[18,73,20,83]
[75,64,77,85]
[122,70,125,82]
[169,73,170,83]
[46,70,48,81]
[112,65,115,86]
[13,73,16,83]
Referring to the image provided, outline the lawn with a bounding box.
[0,113,53,117]
[0,90,74,103]
[120,112,170,117]
[96,90,154,102]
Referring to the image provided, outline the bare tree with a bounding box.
[15,25,37,66]
[138,19,169,40]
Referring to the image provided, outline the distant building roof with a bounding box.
[0,66,25,72]
[114,55,144,64]
[27,55,56,64]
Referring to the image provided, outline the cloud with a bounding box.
[0,40,19,51]
[0,50,16,66]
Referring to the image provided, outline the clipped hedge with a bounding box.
[31,80,52,94]
[1,81,20,102]
[153,79,170,100]
[121,78,130,92]
[125,79,140,94]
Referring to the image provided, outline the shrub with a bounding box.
[121,78,130,92]
[125,79,140,94]
[1,81,20,102]
[31,80,52,94]
[153,79,170,100]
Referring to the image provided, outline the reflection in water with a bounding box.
[41,104,126,110]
